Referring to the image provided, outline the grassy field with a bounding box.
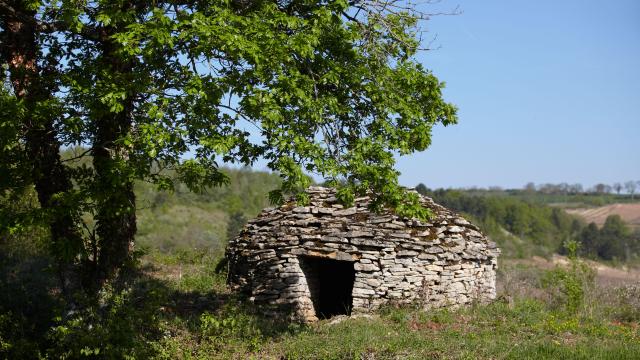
[117,254,639,360]
[4,247,637,359]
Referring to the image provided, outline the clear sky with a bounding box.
[394,0,640,190]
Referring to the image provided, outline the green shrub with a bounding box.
[45,282,166,359]
[541,241,595,313]
[199,305,263,352]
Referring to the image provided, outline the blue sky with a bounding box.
[393,0,640,190]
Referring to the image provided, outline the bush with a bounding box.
[541,241,595,313]
[45,282,166,359]
[199,307,263,351]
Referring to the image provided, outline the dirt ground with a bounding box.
[504,255,640,287]
[566,203,640,229]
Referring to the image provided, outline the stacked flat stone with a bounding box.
[226,186,500,322]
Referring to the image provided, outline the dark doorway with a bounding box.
[299,256,356,319]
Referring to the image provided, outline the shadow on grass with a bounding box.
[0,255,302,359]
[0,252,63,359]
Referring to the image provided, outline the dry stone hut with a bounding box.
[226,186,499,322]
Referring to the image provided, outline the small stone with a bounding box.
[334,208,357,216]
[425,246,443,254]
[447,226,465,233]
[354,263,379,272]
[397,250,419,257]
[345,231,374,238]
[352,287,376,296]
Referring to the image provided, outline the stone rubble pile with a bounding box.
[226,186,500,322]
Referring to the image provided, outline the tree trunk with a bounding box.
[1,3,83,292]
[90,32,137,285]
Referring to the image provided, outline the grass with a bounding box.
[141,256,640,360]
[153,295,639,359]
[1,246,638,359]
[266,302,638,360]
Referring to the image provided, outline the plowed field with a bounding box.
[566,203,640,229]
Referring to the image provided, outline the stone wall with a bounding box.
[226,186,500,322]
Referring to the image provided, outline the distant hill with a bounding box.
[566,203,640,229]
[135,167,281,255]
[418,186,640,262]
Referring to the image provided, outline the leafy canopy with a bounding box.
[2,0,457,224]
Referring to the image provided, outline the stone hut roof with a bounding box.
[226,186,500,322]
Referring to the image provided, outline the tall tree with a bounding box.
[599,215,630,261]
[625,181,637,200]
[415,183,428,195]
[613,182,623,195]
[1,0,457,289]
[523,182,536,193]
[569,183,583,195]
[577,222,600,258]
[0,1,84,291]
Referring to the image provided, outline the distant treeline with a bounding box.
[448,181,640,197]
[420,181,640,208]
[521,181,639,197]
[416,185,640,263]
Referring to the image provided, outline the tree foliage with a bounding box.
[418,185,640,262]
[421,186,581,253]
[1,0,456,288]
[576,215,638,261]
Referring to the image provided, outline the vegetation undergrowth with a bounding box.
[4,247,637,359]
[2,174,639,359]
